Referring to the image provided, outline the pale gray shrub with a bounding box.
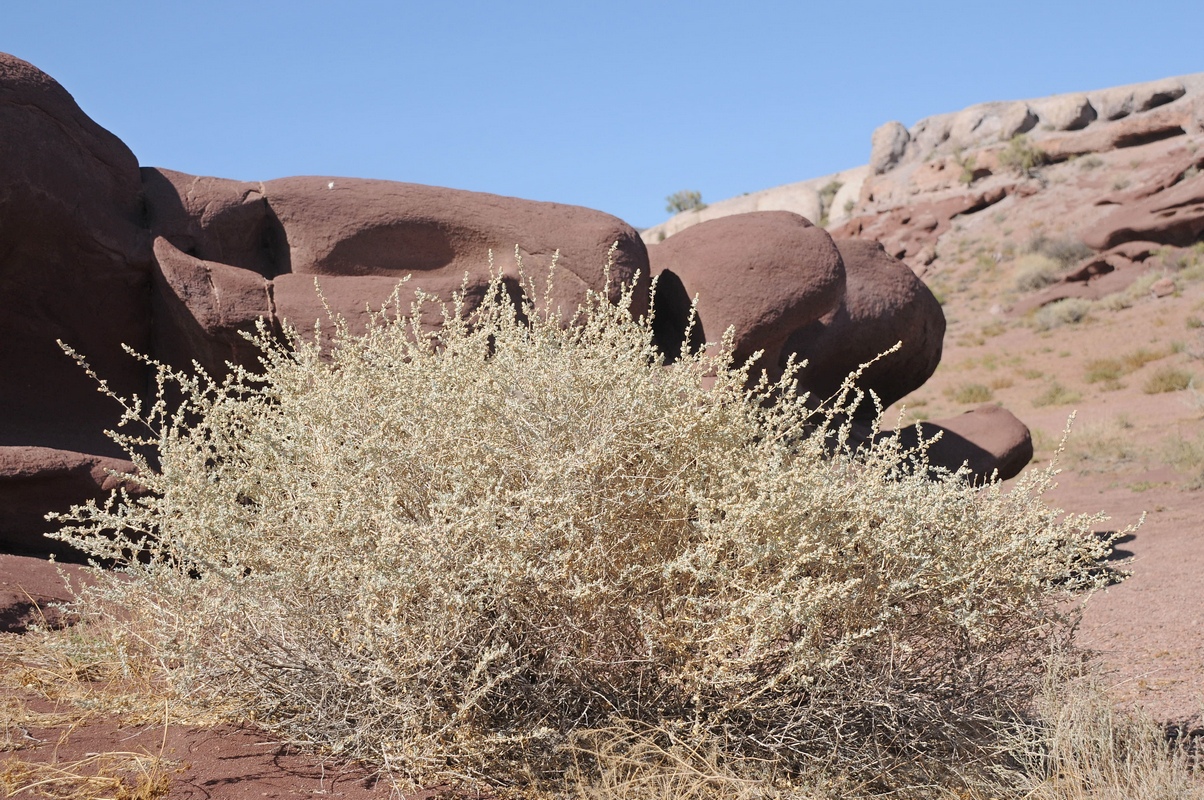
[1014,253,1065,292]
[1035,298,1093,330]
[51,258,1116,796]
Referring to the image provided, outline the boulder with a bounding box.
[1094,78,1186,120]
[0,447,136,559]
[646,211,845,370]
[889,405,1032,482]
[870,121,910,174]
[262,177,650,320]
[998,101,1039,139]
[754,184,823,224]
[1042,106,1192,159]
[1034,93,1097,131]
[784,239,944,416]
[1082,172,1204,250]
[0,53,152,459]
[142,167,286,278]
[151,237,275,377]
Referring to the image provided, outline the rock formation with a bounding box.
[14,55,1193,554]
[0,53,649,556]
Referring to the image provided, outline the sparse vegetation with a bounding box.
[817,180,842,226]
[998,134,1049,176]
[1035,298,1093,330]
[665,190,706,214]
[1024,233,1093,268]
[1143,365,1193,394]
[946,382,994,403]
[39,263,1128,798]
[1014,253,1065,292]
[1164,430,1204,489]
[1033,381,1082,407]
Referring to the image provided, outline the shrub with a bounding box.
[946,382,994,403]
[51,264,1116,796]
[998,134,1049,175]
[1023,234,1093,268]
[817,180,843,226]
[1014,253,1064,292]
[1033,381,1082,407]
[665,190,705,214]
[1034,298,1093,330]
[1143,365,1193,394]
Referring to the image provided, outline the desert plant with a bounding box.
[998,134,1049,176]
[1034,298,1092,330]
[945,382,994,403]
[1014,253,1064,292]
[1023,233,1093,268]
[1143,365,1193,394]
[1033,381,1082,408]
[1004,661,1204,800]
[49,261,1118,796]
[665,190,705,214]
[817,180,842,226]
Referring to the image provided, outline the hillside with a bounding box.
[649,74,1204,722]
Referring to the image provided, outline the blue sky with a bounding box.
[5,2,1202,229]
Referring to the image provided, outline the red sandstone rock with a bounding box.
[1082,172,1204,250]
[151,237,275,376]
[868,405,1033,482]
[142,167,284,277]
[262,177,651,320]
[0,447,137,558]
[1042,105,1194,160]
[646,211,845,370]
[784,239,944,417]
[0,53,152,459]
[832,189,1010,266]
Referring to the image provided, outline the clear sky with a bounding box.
[4,1,1202,230]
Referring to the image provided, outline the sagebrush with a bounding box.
[50,258,1122,796]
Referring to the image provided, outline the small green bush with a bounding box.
[1023,233,1093,268]
[817,180,843,226]
[665,190,705,214]
[51,264,1114,796]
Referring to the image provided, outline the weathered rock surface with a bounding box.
[151,237,275,377]
[0,53,152,459]
[1095,78,1187,120]
[896,405,1033,482]
[263,176,651,319]
[647,212,845,369]
[142,167,285,278]
[1082,172,1204,250]
[785,239,944,417]
[870,121,910,174]
[1033,93,1097,131]
[0,447,137,558]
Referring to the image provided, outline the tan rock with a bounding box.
[870,121,910,174]
[1034,93,1097,131]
